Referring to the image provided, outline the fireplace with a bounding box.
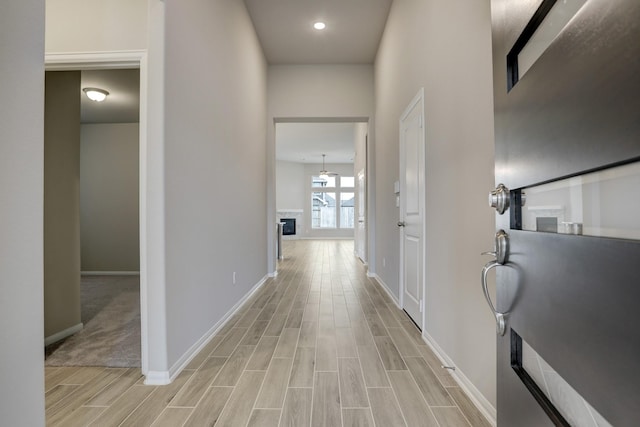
[281,218,296,235]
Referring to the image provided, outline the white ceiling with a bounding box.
[81,69,139,124]
[276,123,357,164]
[243,0,393,64]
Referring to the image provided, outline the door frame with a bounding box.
[355,167,367,263]
[45,50,156,377]
[267,116,372,274]
[398,88,426,331]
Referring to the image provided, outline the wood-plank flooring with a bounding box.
[45,240,491,427]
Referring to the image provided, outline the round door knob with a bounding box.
[488,183,510,214]
[397,221,406,227]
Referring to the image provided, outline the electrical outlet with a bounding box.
[233,272,236,284]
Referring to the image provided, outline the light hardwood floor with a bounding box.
[45,240,491,427]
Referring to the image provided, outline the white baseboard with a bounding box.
[268,270,278,278]
[82,271,140,276]
[144,370,171,386]
[370,273,496,425]
[366,270,376,278]
[45,323,83,346]
[161,274,270,384]
[422,331,497,426]
[371,274,401,308]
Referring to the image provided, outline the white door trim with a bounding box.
[398,88,426,331]
[44,50,161,377]
[356,167,367,263]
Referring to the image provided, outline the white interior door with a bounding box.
[355,169,366,262]
[399,89,425,327]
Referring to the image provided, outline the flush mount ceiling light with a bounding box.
[83,87,109,102]
[313,21,326,30]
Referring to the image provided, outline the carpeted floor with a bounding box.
[44,275,141,368]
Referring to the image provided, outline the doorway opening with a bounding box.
[44,68,142,368]
[42,51,151,374]
[274,120,368,262]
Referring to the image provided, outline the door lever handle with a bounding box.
[482,230,509,265]
[397,221,406,227]
[482,260,507,336]
[480,229,510,336]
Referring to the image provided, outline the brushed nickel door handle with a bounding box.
[480,230,510,336]
[482,260,507,336]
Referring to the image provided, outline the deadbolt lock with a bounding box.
[489,183,510,214]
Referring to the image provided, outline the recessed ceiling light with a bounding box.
[83,87,109,102]
[313,22,326,30]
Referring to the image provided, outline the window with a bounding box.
[340,192,355,228]
[312,191,336,228]
[341,176,355,187]
[311,175,355,229]
[506,0,588,90]
[312,175,336,188]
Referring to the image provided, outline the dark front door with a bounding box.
[491,0,640,425]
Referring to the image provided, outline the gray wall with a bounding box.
[0,1,46,424]
[80,123,140,272]
[268,65,375,118]
[164,0,268,368]
[45,0,148,52]
[374,0,497,410]
[276,160,305,211]
[44,71,82,340]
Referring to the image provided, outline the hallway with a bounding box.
[44,240,490,426]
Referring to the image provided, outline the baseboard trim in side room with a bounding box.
[371,274,401,308]
[144,370,171,386]
[81,271,141,276]
[422,330,497,426]
[163,274,270,384]
[44,323,83,346]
